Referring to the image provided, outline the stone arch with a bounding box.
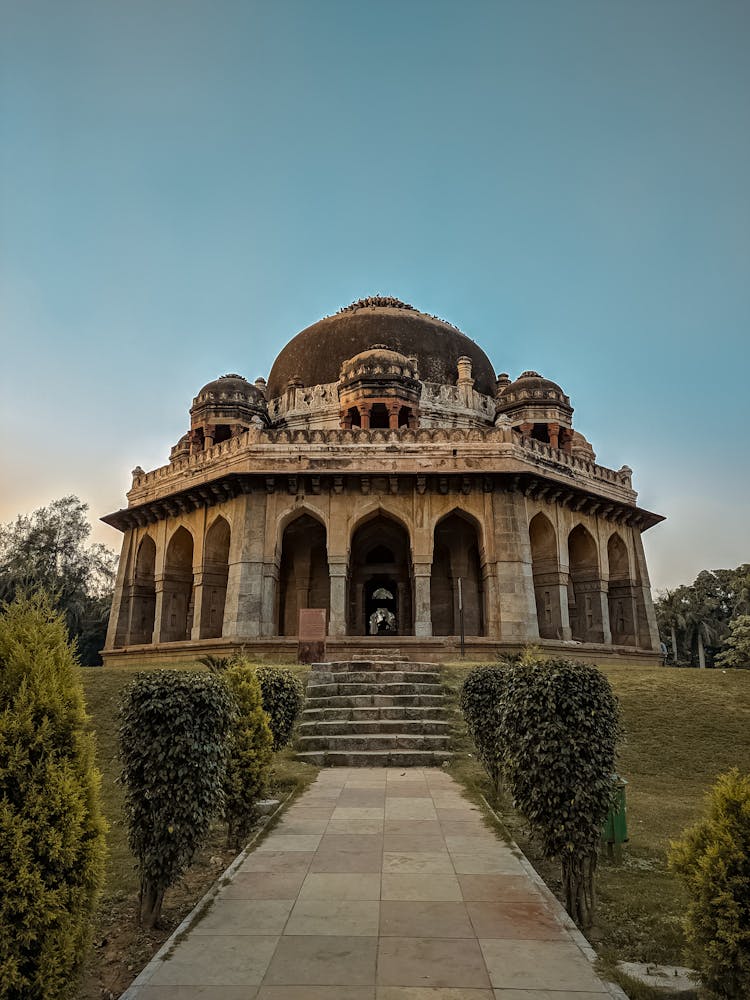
[529,512,563,639]
[567,524,605,642]
[430,510,484,636]
[348,513,412,636]
[278,513,330,636]
[199,516,231,639]
[607,532,637,646]
[349,503,414,555]
[161,526,195,642]
[128,534,157,645]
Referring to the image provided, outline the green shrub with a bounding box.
[223,665,274,848]
[716,616,750,669]
[0,592,107,1000]
[459,665,509,798]
[119,670,233,927]
[669,769,750,998]
[498,657,620,928]
[254,666,305,750]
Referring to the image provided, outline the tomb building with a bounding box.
[102,296,663,663]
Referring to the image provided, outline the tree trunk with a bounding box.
[139,881,165,928]
[670,625,678,664]
[698,631,706,669]
[561,853,596,930]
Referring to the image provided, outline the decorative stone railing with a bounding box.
[127,423,636,506]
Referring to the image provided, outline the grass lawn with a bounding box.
[79,660,315,1000]
[442,660,750,995]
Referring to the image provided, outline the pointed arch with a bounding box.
[128,534,157,644]
[607,532,637,646]
[348,512,412,636]
[277,513,329,636]
[568,524,605,642]
[430,511,484,636]
[200,516,231,638]
[529,512,562,639]
[161,526,195,642]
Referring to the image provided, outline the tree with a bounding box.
[0,497,117,665]
[669,769,750,998]
[716,616,750,669]
[498,658,621,928]
[655,587,688,664]
[223,666,274,848]
[0,593,107,999]
[655,565,750,667]
[119,671,233,927]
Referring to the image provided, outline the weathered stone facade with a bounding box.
[103,297,663,664]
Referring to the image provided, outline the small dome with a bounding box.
[497,370,571,409]
[340,345,418,381]
[194,373,263,404]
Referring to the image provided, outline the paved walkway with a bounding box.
[130,768,614,999]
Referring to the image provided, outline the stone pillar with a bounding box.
[413,562,433,637]
[150,520,169,643]
[388,403,400,429]
[360,406,371,430]
[574,577,611,644]
[491,491,538,642]
[532,569,569,640]
[190,570,207,641]
[105,529,134,649]
[260,564,279,637]
[548,423,560,449]
[632,530,661,651]
[328,560,348,637]
[152,573,167,643]
[223,494,268,638]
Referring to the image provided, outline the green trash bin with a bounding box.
[602,775,628,860]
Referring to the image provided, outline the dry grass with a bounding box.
[442,659,750,980]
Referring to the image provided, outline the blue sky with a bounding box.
[1,0,748,591]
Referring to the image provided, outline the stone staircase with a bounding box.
[295,659,453,767]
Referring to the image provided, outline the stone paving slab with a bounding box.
[123,769,619,999]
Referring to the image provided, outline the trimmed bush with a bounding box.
[0,592,107,1000]
[498,658,620,928]
[669,769,750,998]
[254,666,305,750]
[119,670,233,927]
[459,665,509,798]
[223,665,274,848]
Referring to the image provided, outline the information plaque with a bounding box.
[298,608,327,664]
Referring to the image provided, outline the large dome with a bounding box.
[267,297,497,398]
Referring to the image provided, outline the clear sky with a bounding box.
[1,0,748,592]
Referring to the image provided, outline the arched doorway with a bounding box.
[529,513,562,639]
[348,515,412,636]
[200,517,231,639]
[161,527,194,642]
[430,512,484,636]
[278,514,329,636]
[568,524,604,643]
[608,533,637,646]
[129,535,156,644]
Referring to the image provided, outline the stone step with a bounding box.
[298,718,452,736]
[300,705,448,722]
[298,733,452,752]
[305,693,446,709]
[297,749,454,767]
[306,681,442,698]
[310,670,441,685]
[312,660,435,672]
